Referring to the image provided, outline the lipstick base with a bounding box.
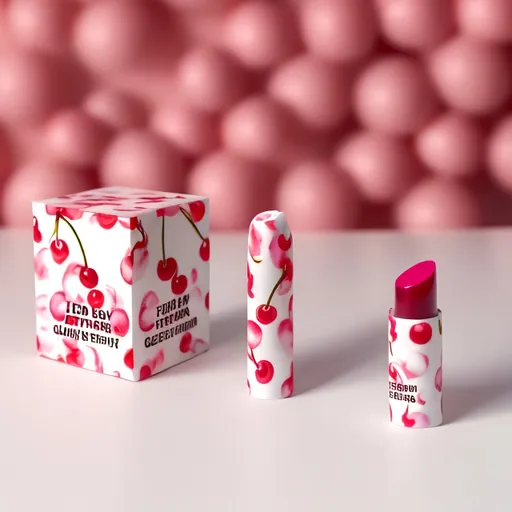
[388,309,443,428]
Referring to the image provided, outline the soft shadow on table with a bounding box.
[295,323,383,395]
[443,374,512,423]
[151,309,245,377]
[210,309,246,346]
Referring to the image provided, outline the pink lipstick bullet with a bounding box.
[247,210,293,400]
[388,260,443,428]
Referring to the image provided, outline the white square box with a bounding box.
[33,187,210,381]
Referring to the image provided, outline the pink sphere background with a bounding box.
[0,0,511,231]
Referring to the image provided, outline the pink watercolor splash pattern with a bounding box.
[388,310,443,428]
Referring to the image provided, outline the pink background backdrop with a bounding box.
[0,0,511,231]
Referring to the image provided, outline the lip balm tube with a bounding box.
[247,210,293,400]
[388,260,443,428]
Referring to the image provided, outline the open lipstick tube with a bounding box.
[247,210,293,400]
[388,260,443,428]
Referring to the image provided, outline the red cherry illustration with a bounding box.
[50,239,69,264]
[33,216,42,243]
[52,212,101,291]
[255,360,274,384]
[402,407,416,428]
[388,363,398,381]
[388,314,397,342]
[255,264,289,325]
[179,332,193,353]
[140,365,152,380]
[205,292,209,310]
[409,322,433,345]
[80,266,99,289]
[157,257,177,281]
[189,201,206,222]
[278,234,292,251]
[281,375,293,398]
[247,263,254,298]
[178,206,210,263]
[66,347,85,367]
[172,274,188,295]
[124,349,134,369]
[199,238,210,262]
[96,214,118,229]
[256,305,277,325]
[87,289,104,309]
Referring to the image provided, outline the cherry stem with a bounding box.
[389,341,393,357]
[179,207,205,241]
[249,347,258,367]
[136,221,147,246]
[161,216,166,262]
[266,265,288,307]
[138,220,146,240]
[52,216,60,242]
[58,214,88,267]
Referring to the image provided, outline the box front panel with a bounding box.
[33,204,135,379]
[132,200,210,380]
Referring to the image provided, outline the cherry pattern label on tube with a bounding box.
[247,210,293,400]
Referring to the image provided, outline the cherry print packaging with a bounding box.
[247,211,293,400]
[33,187,210,381]
[388,261,442,428]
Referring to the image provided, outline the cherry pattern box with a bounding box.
[32,187,210,381]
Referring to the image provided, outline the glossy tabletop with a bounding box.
[1,228,511,512]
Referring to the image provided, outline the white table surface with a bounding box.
[1,228,511,512]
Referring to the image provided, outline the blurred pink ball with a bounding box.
[73,0,167,73]
[165,0,239,10]
[276,161,360,230]
[0,128,13,181]
[354,56,438,135]
[223,1,299,69]
[375,0,454,51]
[428,36,512,115]
[6,0,76,56]
[2,161,94,227]
[268,54,351,130]
[100,130,185,190]
[456,0,512,43]
[221,95,298,162]
[179,11,225,48]
[177,47,247,113]
[487,115,512,193]
[276,131,339,168]
[151,102,219,156]
[415,112,484,178]
[43,108,112,167]
[394,178,481,230]
[335,131,420,203]
[83,89,147,130]
[187,151,275,229]
[0,52,71,125]
[298,0,378,63]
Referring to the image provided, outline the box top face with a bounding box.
[33,187,207,217]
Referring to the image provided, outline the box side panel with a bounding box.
[132,199,210,380]
[33,204,135,380]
